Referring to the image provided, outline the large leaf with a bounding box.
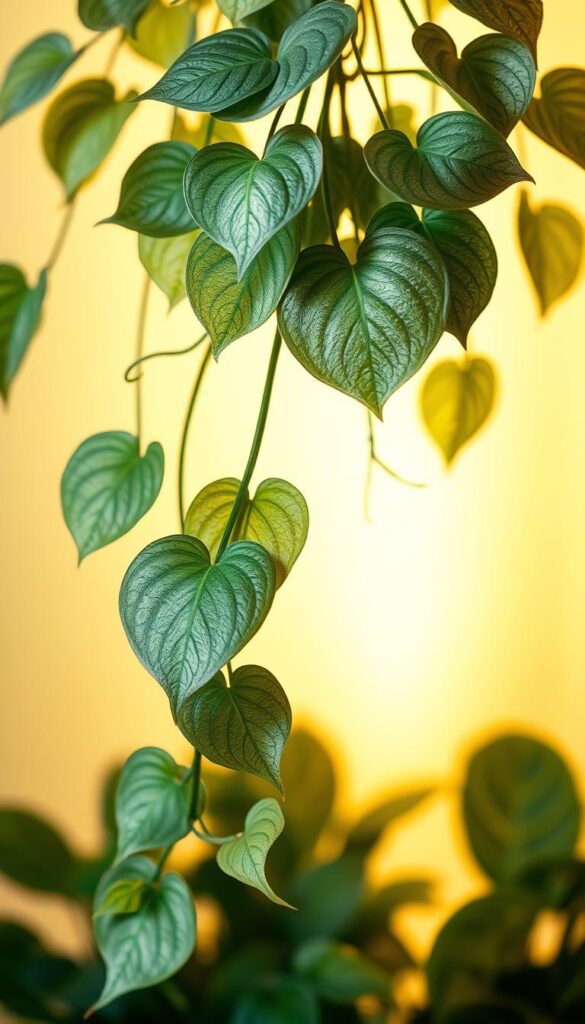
[420,355,496,464]
[346,787,435,855]
[233,978,320,1024]
[365,112,532,211]
[216,797,291,906]
[186,223,299,356]
[446,0,543,64]
[518,191,584,316]
[367,202,497,346]
[43,79,136,200]
[0,265,47,402]
[103,141,196,237]
[463,734,581,883]
[184,125,321,277]
[90,855,196,1013]
[139,229,199,309]
[413,25,536,137]
[218,0,273,25]
[79,0,150,33]
[61,431,164,561]
[522,68,585,170]
[115,747,192,861]
[278,230,448,417]
[0,809,76,894]
[128,0,195,67]
[293,939,390,1003]
[119,535,275,712]
[0,33,78,126]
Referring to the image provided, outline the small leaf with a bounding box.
[139,229,199,308]
[90,855,196,1013]
[233,978,320,1024]
[119,535,275,712]
[183,477,241,556]
[216,797,291,907]
[518,191,584,315]
[463,734,581,883]
[103,141,196,237]
[43,79,137,200]
[346,787,435,855]
[523,68,585,170]
[61,431,164,561]
[128,0,196,67]
[365,112,532,211]
[218,0,273,26]
[115,747,192,862]
[446,0,542,65]
[413,25,536,137]
[0,808,76,894]
[0,33,78,126]
[79,0,151,33]
[186,222,299,356]
[421,356,497,464]
[293,938,391,1003]
[278,231,448,417]
[177,665,291,792]
[0,265,47,402]
[94,877,147,917]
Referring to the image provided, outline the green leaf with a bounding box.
[412,25,536,137]
[115,747,192,862]
[367,202,498,346]
[61,431,164,561]
[185,476,308,585]
[242,0,313,43]
[233,978,320,1024]
[278,231,448,417]
[0,808,75,894]
[522,68,585,170]
[128,0,196,67]
[103,141,196,237]
[139,229,199,309]
[0,33,78,126]
[279,730,336,866]
[365,112,532,211]
[218,0,273,26]
[186,222,299,356]
[289,854,365,941]
[90,855,196,1013]
[303,135,389,247]
[119,535,275,712]
[94,877,148,917]
[43,79,137,200]
[293,938,390,1003]
[177,665,291,792]
[216,797,291,907]
[446,0,543,65]
[79,0,150,33]
[0,265,47,402]
[420,355,496,464]
[184,125,321,277]
[462,734,581,883]
[518,191,584,316]
[346,787,435,855]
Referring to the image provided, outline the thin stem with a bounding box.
[338,75,360,245]
[45,201,76,272]
[265,103,286,147]
[226,660,234,685]
[104,28,125,77]
[77,32,105,58]
[295,85,311,125]
[134,276,151,450]
[366,410,426,495]
[368,0,391,120]
[178,342,212,532]
[215,329,282,560]
[203,114,215,147]
[153,844,173,883]
[124,331,208,382]
[351,37,390,130]
[192,824,240,846]
[363,67,432,78]
[189,749,202,820]
[318,68,341,248]
[397,0,419,30]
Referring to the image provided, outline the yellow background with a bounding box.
[1,0,584,961]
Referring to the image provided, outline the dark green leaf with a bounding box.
[420,355,496,464]
[0,265,47,402]
[346,787,435,854]
[216,797,291,907]
[278,231,448,417]
[233,977,320,1024]
[128,0,196,68]
[61,431,164,561]
[94,877,148,917]
[0,33,78,125]
[518,191,584,315]
[522,68,585,169]
[186,222,300,356]
[304,135,389,247]
[243,0,313,42]
[139,229,199,308]
[218,0,273,25]
[279,729,336,865]
[289,854,365,941]
[79,0,151,33]
[0,808,75,894]
[119,535,275,712]
[446,0,542,64]
[90,855,196,1012]
[462,734,581,883]
[178,665,291,792]
[103,141,196,236]
[294,938,391,1003]
[115,747,192,861]
[413,25,536,137]
[351,877,436,942]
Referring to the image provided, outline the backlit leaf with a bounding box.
[115,747,192,861]
[184,477,241,556]
[446,0,542,64]
[0,808,75,894]
[103,141,196,237]
[128,0,195,67]
[522,67,585,170]
[0,33,78,126]
[79,0,150,33]
[518,191,584,315]
[94,877,147,917]
[293,938,390,1003]
[420,355,496,464]
[216,797,291,906]
[0,265,47,402]
[139,229,199,308]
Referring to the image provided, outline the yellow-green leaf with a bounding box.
[420,356,497,464]
[518,191,584,316]
[523,67,585,170]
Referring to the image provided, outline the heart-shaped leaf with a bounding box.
[61,431,164,561]
[185,476,308,585]
[420,355,496,464]
[365,112,532,211]
[278,230,449,417]
[128,0,195,68]
[43,79,137,200]
[119,535,275,712]
[94,877,148,917]
[293,939,390,1003]
[518,191,584,316]
[446,0,543,65]
[186,223,299,355]
[367,202,497,346]
[522,67,585,170]
[178,665,291,792]
[218,0,273,26]
[90,855,196,1013]
[0,33,78,126]
[103,141,196,237]
[115,747,192,862]
[0,265,47,402]
[184,125,321,277]
[216,797,291,906]
[0,809,76,895]
[79,0,150,33]
[413,25,536,137]
[139,229,199,309]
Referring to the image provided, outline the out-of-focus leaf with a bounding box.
[0,808,76,895]
[232,976,320,1023]
[294,938,391,1003]
[128,0,195,67]
[420,355,497,465]
[346,787,435,855]
[139,229,199,308]
[288,854,365,941]
[0,33,78,125]
[523,68,585,169]
[518,191,584,316]
[0,265,47,402]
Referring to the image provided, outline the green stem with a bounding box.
[295,85,311,124]
[338,75,360,245]
[192,823,240,846]
[318,68,341,248]
[45,201,76,272]
[178,342,212,532]
[364,66,431,78]
[397,0,419,29]
[368,0,391,120]
[124,331,208,382]
[351,37,390,130]
[265,102,286,146]
[189,749,202,820]
[134,276,151,450]
[153,844,173,883]
[104,27,125,76]
[203,114,215,147]
[215,328,282,560]
[366,410,426,491]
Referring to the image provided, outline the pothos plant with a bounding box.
[1,0,585,1014]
